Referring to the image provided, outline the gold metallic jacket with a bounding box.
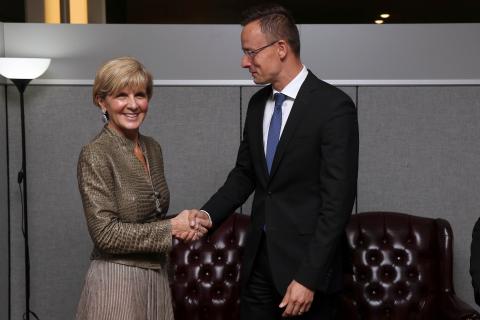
[77,126,171,269]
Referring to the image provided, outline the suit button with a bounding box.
[267,191,272,196]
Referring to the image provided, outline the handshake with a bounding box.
[170,209,212,241]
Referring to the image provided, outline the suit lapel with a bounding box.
[268,73,317,179]
[249,88,271,182]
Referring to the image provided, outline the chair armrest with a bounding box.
[441,293,480,320]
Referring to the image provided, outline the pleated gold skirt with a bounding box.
[76,260,174,320]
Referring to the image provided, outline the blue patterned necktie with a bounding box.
[266,93,287,173]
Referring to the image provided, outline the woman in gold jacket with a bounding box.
[76,57,206,320]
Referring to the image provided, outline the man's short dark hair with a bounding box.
[241,3,300,56]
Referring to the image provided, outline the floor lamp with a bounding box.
[0,58,51,320]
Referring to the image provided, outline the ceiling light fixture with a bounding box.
[380,13,390,19]
[375,20,384,24]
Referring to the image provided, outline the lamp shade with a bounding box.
[0,58,51,80]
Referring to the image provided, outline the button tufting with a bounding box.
[366,250,383,265]
[169,213,251,318]
[366,283,384,301]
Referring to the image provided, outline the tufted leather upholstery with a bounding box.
[341,211,480,320]
[170,213,249,320]
[170,211,480,320]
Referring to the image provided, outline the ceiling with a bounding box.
[107,0,480,24]
[2,0,480,24]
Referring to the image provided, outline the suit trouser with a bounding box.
[240,233,339,320]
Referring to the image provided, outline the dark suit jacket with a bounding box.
[470,218,480,305]
[202,71,359,295]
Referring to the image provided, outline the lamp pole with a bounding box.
[12,79,33,320]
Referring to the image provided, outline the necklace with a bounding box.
[138,141,164,216]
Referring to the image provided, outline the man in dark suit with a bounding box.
[184,4,358,319]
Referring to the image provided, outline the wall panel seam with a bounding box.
[239,86,243,215]
[4,84,11,320]
[354,85,359,215]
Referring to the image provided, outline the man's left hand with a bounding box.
[279,280,314,317]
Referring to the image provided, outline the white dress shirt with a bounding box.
[263,65,309,154]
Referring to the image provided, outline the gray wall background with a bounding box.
[1,20,9,320]
[1,84,8,320]
[357,86,480,304]
[1,23,480,319]
[3,23,480,83]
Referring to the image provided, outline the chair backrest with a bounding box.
[170,213,250,320]
[341,211,454,319]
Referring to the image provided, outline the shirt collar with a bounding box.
[272,65,308,100]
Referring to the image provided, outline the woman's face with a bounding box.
[98,86,149,140]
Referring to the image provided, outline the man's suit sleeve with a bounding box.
[471,218,480,305]
[295,95,359,290]
[201,111,256,227]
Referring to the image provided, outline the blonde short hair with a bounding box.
[92,57,153,107]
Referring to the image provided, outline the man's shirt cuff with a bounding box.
[200,210,212,225]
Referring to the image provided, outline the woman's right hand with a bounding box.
[171,210,209,241]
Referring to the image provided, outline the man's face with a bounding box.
[241,20,281,85]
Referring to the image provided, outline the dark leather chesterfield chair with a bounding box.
[170,212,249,320]
[170,211,479,320]
[341,211,480,320]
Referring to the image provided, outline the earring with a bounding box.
[102,110,109,123]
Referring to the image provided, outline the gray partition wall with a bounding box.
[0,21,9,320]
[1,84,8,320]
[142,87,241,214]
[2,23,480,319]
[4,85,242,319]
[356,86,480,305]
[6,85,95,320]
